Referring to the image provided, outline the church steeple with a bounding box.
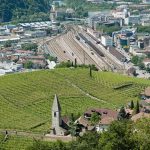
[52,94,61,112]
[51,94,62,135]
[51,94,67,136]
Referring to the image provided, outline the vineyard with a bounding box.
[0,68,149,134]
[0,134,32,150]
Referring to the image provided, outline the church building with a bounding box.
[51,94,69,136]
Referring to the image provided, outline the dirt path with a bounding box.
[0,129,74,142]
[55,71,116,108]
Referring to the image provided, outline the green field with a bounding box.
[0,134,33,150]
[0,68,149,133]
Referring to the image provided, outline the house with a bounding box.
[77,108,118,132]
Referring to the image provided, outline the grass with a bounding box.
[0,134,33,150]
[0,68,149,133]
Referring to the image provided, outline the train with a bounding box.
[78,33,104,57]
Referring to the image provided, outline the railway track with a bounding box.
[45,26,112,70]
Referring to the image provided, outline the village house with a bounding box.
[77,108,118,132]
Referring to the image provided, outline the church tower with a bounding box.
[50,4,56,22]
[51,94,62,135]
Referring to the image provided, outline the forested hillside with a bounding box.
[0,0,51,22]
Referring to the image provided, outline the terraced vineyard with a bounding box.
[0,68,149,134]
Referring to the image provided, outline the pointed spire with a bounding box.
[52,94,61,112]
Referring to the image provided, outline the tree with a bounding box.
[68,121,78,137]
[131,56,139,65]
[4,40,12,48]
[139,63,145,70]
[89,66,92,77]
[99,120,136,150]
[24,61,33,69]
[56,61,72,68]
[133,118,150,149]
[146,67,150,73]
[134,100,140,114]
[68,113,79,137]
[0,0,50,22]
[117,107,127,120]
[21,43,38,52]
[74,58,77,68]
[130,100,134,109]
[90,112,100,125]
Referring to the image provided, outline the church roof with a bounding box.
[52,94,61,112]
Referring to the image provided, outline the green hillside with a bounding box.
[0,0,50,22]
[0,134,32,150]
[0,68,149,133]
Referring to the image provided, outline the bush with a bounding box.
[24,61,33,69]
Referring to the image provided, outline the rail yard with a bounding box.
[44,25,125,72]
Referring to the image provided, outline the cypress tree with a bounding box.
[135,101,140,114]
[71,61,74,67]
[90,66,92,77]
[75,58,77,68]
[130,100,134,109]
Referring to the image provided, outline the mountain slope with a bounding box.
[0,68,148,132]
[0,0,50,22]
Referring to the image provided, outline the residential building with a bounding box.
[143,0,150,4]
[124,15,141,25]
[77,108,118,132]
[138,40,145,49]
[101,35,113,46]
[142,20,150,26]
[24,30,47,38]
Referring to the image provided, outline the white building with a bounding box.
[101,35,113,46]
[0,61,23,71]
[0,36,20,45]
[24,30,47,38]
[124,15,141,25]
[143,0,150,4]
[142,20,150,26]
[129,45,146,56]
[96,117,115,132]
[112,8,129,19]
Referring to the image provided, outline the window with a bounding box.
[54,112,56,117]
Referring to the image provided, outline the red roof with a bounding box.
[84,108,118,119]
